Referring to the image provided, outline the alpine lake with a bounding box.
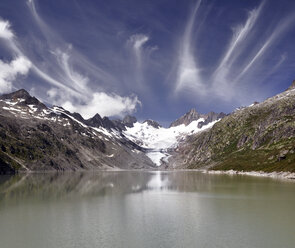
[0,170,294,248]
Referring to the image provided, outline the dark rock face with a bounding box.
[86,114,104,128]
[197,112,227,129]
[170,108,226,128]
[0,89,47,110]
[110,115,138,131]
[71,112,85,123]
[102,117,117,130]
[0,90,155,172]
[85,114,117,130]
[122,115,137,128]
[111,119,126,131]
[0,89,31,100]
[143,120,161,129]
[170,109,200,127]
[169,81,295,173]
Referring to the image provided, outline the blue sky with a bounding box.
[0,0,295,125]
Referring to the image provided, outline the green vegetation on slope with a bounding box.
[176,87,295,172]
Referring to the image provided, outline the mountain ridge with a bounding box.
[169,108,226,128]
[168,80,295,173]
[0,89,222,173]
[1,81,295,174]
[0,92,156,173]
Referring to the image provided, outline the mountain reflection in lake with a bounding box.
[0,171,295,248]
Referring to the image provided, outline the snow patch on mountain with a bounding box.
[0,90,221,167]
[123,118,219,166]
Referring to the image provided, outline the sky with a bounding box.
[0,0,295,125]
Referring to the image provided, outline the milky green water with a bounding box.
[0,171,294,248]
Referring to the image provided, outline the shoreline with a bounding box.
[2,168,295,181]
[204,169,295,180]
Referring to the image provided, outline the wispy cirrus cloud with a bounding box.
[1,0,295,122]
[174,0,295,105]
[211,2,264,98]
[236,14,295,81]
[127,34,149,86]
[0,19,14,40]
[0,0,142,118]
[175,0,203,95]
[128,34,149,65]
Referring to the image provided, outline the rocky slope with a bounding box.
[170,108,226,128]
[3,81,294,174]
[168,81,295,173]
[0,89,225,173]
[0,90,155,173]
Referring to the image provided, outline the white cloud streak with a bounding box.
[213,4,263,76]
[173,0,295,105]
[128,34,150,87]
[236,14,295,80]
[129,34,149,62]
[0,14,140,118]
[0,0,141,118]
[62,92,141,119]
[0,19,14,40]
[210,2,264,99]
[175,0,203,94]
[0,57,31,93]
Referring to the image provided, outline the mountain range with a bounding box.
[169,80,295,173]
[0,81,295,174]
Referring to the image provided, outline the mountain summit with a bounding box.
[169,80,295,172]
[1,80,295,173]
[0,89,47,109]
[170,108,200,127]
[169,108,226,128]
[0,89,31,100]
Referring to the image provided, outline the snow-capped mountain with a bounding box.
[169,80,295,172]
[0,89,155,173]
[170,108,226,128]
[2,80,295,173]
[0,89,224,172]
[123,112,223,166]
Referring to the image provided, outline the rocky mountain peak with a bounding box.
[169,108,226,128]
[0,89,31,100]
[84,113,118,130]
[143,119,162,129]
[169,108,200,127]
[86,113,104,128]
[188,108,198,114]
[122,115,137,128]
[0,89,46,109]
[102,116,116,130]
[71,112,85,123]
[92,113,103,121]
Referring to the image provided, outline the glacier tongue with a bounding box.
[123,118,219,166]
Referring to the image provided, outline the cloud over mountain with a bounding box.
[0,0,294,123]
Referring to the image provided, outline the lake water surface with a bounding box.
[0,171,294,248]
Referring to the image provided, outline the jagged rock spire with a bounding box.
[169,108,200,127]
[0,89,31,100]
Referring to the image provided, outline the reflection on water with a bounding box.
[0,170,292,200]
[0,171,295,248]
